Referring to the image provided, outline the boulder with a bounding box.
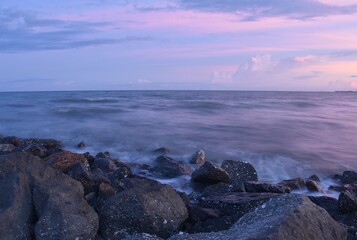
[278,178,306,190]
[308,196,340,218]
[0,152,98,240]
[0,143,16,153]
[22,144,47,158]
[201,182,231,197]
[338,190,357,213]
[3,136,22,147]
[190,150,205,165]
[221,160,258,184]
[342,171,357,184]
[170,194,347,240]
[91,155,121,173]
[151,156,192,178]
[244,181,291,194]
[306,179,323,193]
[44,150,89,173]
[21,138,64,150]
[99,184,188,239]
[192,161,231,184]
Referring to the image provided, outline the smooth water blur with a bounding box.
[0,91,356,183]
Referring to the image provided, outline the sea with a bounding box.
[1,91,356,195]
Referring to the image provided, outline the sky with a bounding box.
[0,0,356,91]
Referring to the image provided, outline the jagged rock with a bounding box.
[278,178,306,190]
[306,180,323,193]
[221,160,258,185]
[342,171,357,184]
[151,156,192,178]
[0,152,98,240]
[307,174,320,182]
[192,161,231,184]
[44,150,89,172]
[0,143,16,153]
[190,150,205,165]
[338,190,357,213]
[170,194,347,240]
[244,181,291,194]
[99,184,188,239]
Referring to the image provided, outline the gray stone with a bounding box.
[342,171,357,184]
[192,161,231,184]
[190,150,205,165]
[170,194,347,240]
[152,156,192,178]
[339,190,357,213]
[278,178,306,190]
[306,179,323,193]
[244,181,291,193]
[221,160,258,184]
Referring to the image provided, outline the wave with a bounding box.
[51,97,119,104]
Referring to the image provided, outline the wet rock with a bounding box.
[0,143,16,153]
[329,183,357,193]
[221,160,258,185]
[46,147,64,157]
[190,150,205,165]
[244,181,291,194]
[107,165,134,184]
[308,196,340,217]
[151,156,192,178]
[230,181,246,192]
[342,171,357,184]
[21,138,64,150]
[77,141,86,148]
[98,182,118,198]
[188,205,223,224]
[91,155,119,173]
[44,150,88,173]
[306,179,324,193]
[152,147,170,156]
[99,184,188,239]
[338,190,357,213]
[307,174,321,182]
[278,177,306,190]
[83,152,96,165]
[111,175,161,191]
[201,183,231,197]
[0,152,98,240]
[3,136,22,147]
[22,144,47,158]
[170,194,347,240]
[192,161,231,184]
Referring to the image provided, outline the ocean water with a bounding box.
[1,91,356,187]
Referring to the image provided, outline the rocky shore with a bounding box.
[0,134,356,240]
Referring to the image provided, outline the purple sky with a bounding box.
[0,0,356,91]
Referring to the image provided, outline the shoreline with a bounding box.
[0,134,356,239]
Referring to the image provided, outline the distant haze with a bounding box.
[0,0,357,91]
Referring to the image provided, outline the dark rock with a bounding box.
[306,179,323,193]
[46,147,64,156]
[342,171,357,184]
[308,196,340,217]
[177,191,190,207]
[111,175,161,191]
[190,150,205,165]
[201,183,231,197]
[151,156,192,178]
[339,190,357,213]
[98,182,118,198]
[21,138,64,150]
[0,143,16,153]
[188,205,223,223]
[278,177,306,190]
[83,152,96,165]
[244,181,291,193]
[3,136,22,147]
[44,150,88,173]
[99,184,188,239]
[91,156,119,173]
[152,147,170,156]
[0,152,98,240]
[170,194,347,240]
[230,181,246,192]
[192,161,231,184]
[307,174,321,182]
[107,166,134,185]
[95,151,111,159]
[77,141,86,148]
[332,174,343,181]
[329,184,357,193]
[22,144,47,158]
[190,215,235,233]
[124,233,163,240]
[221,160,258,185]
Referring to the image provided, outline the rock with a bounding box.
[338,190,357,213]
[278,177,306,190]
[125,233,163,240]
[306,179,323,193]
[91,155,119,173]
[201,183,231,197]
[44,150,89,173]
[111,175,161,191]
[221,160,258,185]
[3,136,22,147]
[98,182,118,198]
[342,171,357,184]
[0,143,16,153]
[244,181,291,193]
[192,161,231,184]
[152,147,170,156]
[77,141,86,148]
[99,184,188,239]
[151,156,192,178]
[22,144,48,158]
[84,152,96,165]
[21,138,64,150]
[0,152,98,240]
[308,196,340,218]
[230,181,246,192]
[307,174,320,182]
[170,194,347,240]
[329,183,357,193]
[190,150,205,165]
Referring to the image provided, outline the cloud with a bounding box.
[178,0,357,20]
[0,8,151,52]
